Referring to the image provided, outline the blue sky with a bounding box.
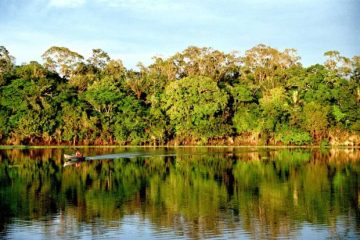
[0,0,359,68]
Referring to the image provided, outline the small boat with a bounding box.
[63,152,180,167]
[63,154,86,167]
[64,154,85,161]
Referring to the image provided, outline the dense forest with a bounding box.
[0,45,359,146]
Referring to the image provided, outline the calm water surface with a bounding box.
[0,147,359,239]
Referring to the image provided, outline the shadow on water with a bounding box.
[0,147,360,239]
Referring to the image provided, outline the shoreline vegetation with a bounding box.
[0,145,360,150]
[0,45,359,146]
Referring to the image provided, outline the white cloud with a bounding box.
[96,0,186,11]
[49,0,86,8]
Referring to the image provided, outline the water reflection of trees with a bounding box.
[0,148,360,238]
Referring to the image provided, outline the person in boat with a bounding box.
[75,151,83,167]
[75,151,83,158]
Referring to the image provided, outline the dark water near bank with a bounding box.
[0,147,360,239]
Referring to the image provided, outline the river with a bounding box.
[0,147,359,239]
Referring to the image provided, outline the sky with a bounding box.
[0,0,359,68]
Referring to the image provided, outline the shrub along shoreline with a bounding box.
[0,145,359,150]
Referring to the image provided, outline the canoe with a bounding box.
[64,154,85,161]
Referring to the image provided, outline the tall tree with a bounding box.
[162,76,230,142]
[87,48,111,70]
[241,44,301,90]
[42,46,84,78]
[324,51,352,77]
[0,46,14,85]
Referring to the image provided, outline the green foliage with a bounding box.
[42,46,84,78]
[0,45,359,145]
[232,104,260,133]
[275,126,312,145]
[302,102,330,137]
[320,139,330,148]
[0,46,14,86]
[162,76,229,140]
[114,96,148,144]
[332,105,346,123]
[351,121,360,132]
[259,87,290,132]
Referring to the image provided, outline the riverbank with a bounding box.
[1,144,359,150]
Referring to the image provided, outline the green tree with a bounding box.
[259,87,289,133]
[232,104,260,134]
[113,96,148,144]
[42,46,84,78]
[241,44,301,90]
[162,76,229,142]
[0,46,14,86]
[324,50,352,77]
[87,48,110,70]
[0,44,359,146]
[302,102,330,139]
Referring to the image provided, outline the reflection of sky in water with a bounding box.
[4,215,360,239]
[298,218,360,240]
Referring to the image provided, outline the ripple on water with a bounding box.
[2,213,360,239]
